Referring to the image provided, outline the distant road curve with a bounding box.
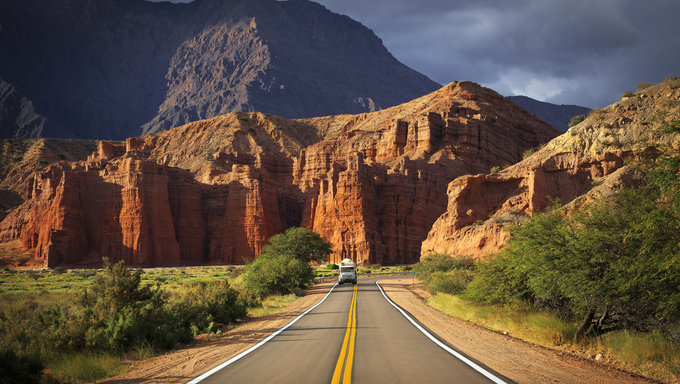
[187,276,508,384]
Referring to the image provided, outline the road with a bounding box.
[188,276,508,384]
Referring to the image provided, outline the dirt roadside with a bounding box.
[98,279,660,384]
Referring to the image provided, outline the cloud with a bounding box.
[314,0,680,107]
[145,0,680,108]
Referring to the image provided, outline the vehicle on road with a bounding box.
[338,258,357,285]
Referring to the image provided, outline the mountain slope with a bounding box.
[0,0,440,140]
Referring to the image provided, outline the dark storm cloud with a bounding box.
[148,0,680,108]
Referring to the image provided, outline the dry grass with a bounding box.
[429,293,680,384]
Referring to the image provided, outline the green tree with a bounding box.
[243,227,330,297]
[243,253,316,297]
[466,127,680,343]
[261,227,332,263]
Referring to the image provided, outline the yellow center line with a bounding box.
[331,282,358,384]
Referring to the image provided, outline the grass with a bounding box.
[2,264,307,383]
[247,294,301,317]
[428,293,680,383]
[43,352,127,384]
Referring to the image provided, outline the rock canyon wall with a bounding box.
[0,82,560,267]
[423,79,680,259]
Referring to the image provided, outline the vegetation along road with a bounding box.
[187,276,507,384]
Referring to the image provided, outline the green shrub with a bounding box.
[621,90,634,98]
[244,253,315,298]
[0,348,43,384]
[569,115,586,127]
[425,270,474,295]
[261,227,332,264]
[414,254,475,294]
[325,263,339,270]
[414,253,474,274]
[170,280,247,335]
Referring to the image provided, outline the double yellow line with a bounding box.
[331,282,358,384]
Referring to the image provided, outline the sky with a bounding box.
[147,0,680,109]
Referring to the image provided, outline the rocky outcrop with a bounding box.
[0,82,560,267]
[423,79,680,259]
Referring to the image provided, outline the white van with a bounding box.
[338,258,357,285]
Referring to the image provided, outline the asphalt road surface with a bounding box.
[188,276,508,384]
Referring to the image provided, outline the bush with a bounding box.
[261,227,332,263]
[414,254,475,294]
[0,348,43,384]
[325,263,339,270]
[635,81,656,91]
[170,280,247,336]
[569,115,586,127]
[425,270,474,295]
[414,253,474,274]
[621,90,634,98]
[244,253,315,298]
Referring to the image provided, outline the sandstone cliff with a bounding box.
[423,78,680,259]
[0,82,559,267]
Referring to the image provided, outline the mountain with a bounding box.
[0,0,440,140]
[507,96,591,132]
[0,81,560,268]
[423,77,680,259]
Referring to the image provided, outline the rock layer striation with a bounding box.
[0,82,560,267]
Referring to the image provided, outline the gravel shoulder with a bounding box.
[99,279,660,384]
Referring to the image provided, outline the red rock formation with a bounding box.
[0,82,560,267]
[423,79,680,259]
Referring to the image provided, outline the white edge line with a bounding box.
[186,283,339,384]
[376,280,508,384]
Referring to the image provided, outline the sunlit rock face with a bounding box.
[422,80,680,260]
[1,82,561,267]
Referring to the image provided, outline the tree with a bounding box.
[466,125,680,343]
[243,253,316,297]
[243,227,331,297]
[261,227,332,264]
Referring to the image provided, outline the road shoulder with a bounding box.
[378,279,660,384]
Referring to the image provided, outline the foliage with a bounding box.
[261,227,332,264]
[424,271,474,295]
[169,280,247,335]
[588,107,607,120]
[0,259,250,383]
[430,293,680,383]
[325,263,339,270]
[621,90,634,98]
[569,114,586,127]
[414,253,474,274]
[636,81,656,91]
[466,133,680,343]
[414,254,475,294]
[0,348,43,384]
[244,253,316,298]
[77,258,178,351]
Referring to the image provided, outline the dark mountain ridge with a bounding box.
[507,95,591,132]
[0,0,441,140]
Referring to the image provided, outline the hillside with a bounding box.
[423,77,680,258]
[0,81,559,268]
[0,0,440,140]
[507,96,591,132]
